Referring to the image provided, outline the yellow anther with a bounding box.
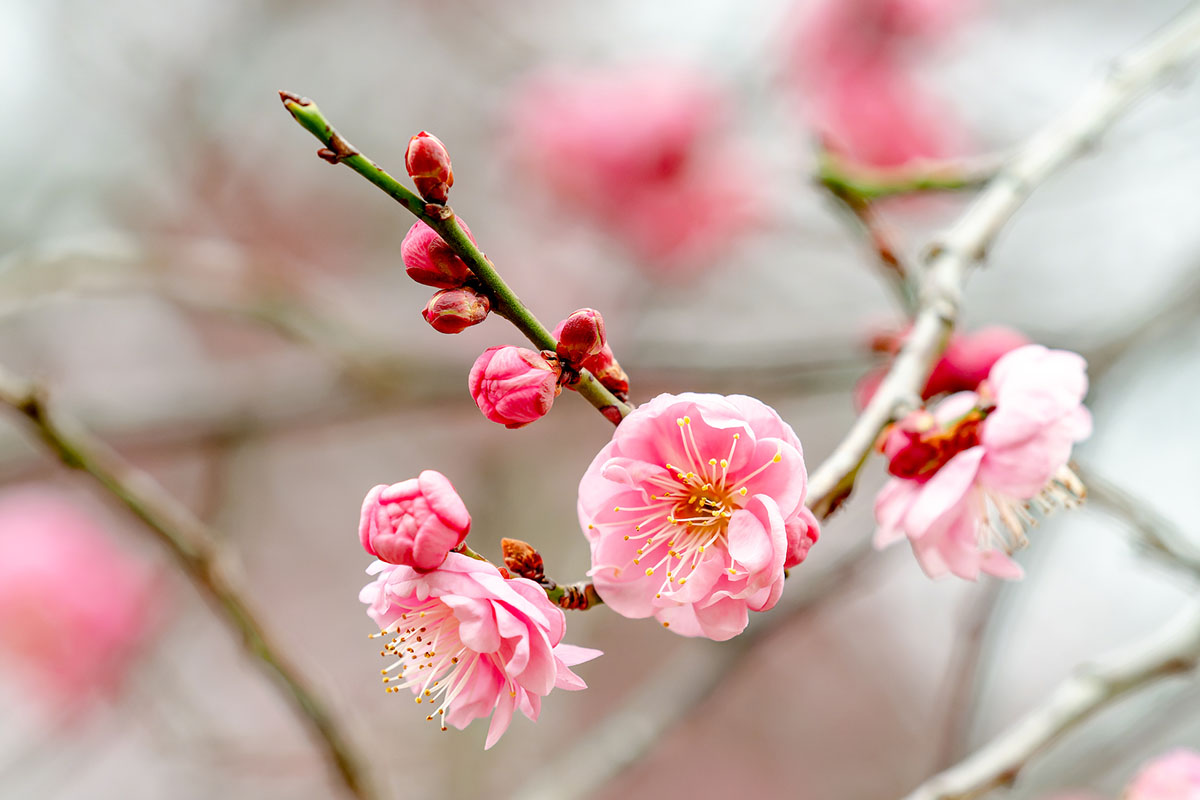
[709,458,717,465]
[624,535,630,540]
[677,418,686,426]
[773,453,782,463]
[720,459,728,468]
[645,568,655,576]
[683,416,690,424]
[662,621,670,628]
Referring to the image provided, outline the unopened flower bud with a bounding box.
[581,344,629,401]
[401,220,476,288]
[469,346,562,428]
[359,471,471,571]
[422,287,490,334]
[555,308,607,366]
[405,131,454,204]
[500,537,545,583]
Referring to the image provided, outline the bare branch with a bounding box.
[901,600,1200,800]
[0,365,377,800]
[804,1,1200,518]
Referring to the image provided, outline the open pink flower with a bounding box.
[1125,749,1200,800]
[359,471,471,572]
[0,489,161,713]
[360,552,601,748]
[856,325,1031,410]
[578,393,819,640]
[874,345,1092,580]
[506,66,759,272]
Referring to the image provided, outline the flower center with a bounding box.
[370,597,508,730]
[590,416,785,599]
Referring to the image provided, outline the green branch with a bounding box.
[816,150,999,202]
[279,91,631,423]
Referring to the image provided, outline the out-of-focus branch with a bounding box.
[816,151,1002,201]
[0,365,376,800]
[804,2,1200,519]
[512,538,879,800]
[935,581,1005,769]
[1076,462,1200,576]
[821,184,918,312]
[902,600,1200,800]
[278,91,631,423]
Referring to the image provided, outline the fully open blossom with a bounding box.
[506,66,759,271]
[856,325,1031,410]
[469,346,561,428]
[578,393,819,640]
[1125,749,1200,800]
[874,345,1092,580]
[361,552,601,748]
[359,471,471,572]
[0,490,161,713]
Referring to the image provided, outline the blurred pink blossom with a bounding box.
[359,471,472,572]
[360,552,600,749]
[0,490,161,713]
[469,345,561,428]
[856,325,1032,409]
[874,345,1091,580]
[1124,749,1200,800]
[789,0,970,168]
[578,393,818,640]
[506,66,759,272]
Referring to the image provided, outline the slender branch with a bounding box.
[0,366,376,800]
[804,2,1200,518]
[816,150,1002,202]
[935,581,1005,769]
[821,185,918,313]
[277,91,631,424]
[901,599,1200,800]
[1075,462,1200,576]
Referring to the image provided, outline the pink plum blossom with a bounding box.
[856,325,1031,410]
[469,345,562,428]
[360,552,601,748]
[359,471,472,572]
[506,66,759,272]
[0,489,161,713]
[578,393,819,640]
[874,345,1092,580]
[1125,749,1200,800]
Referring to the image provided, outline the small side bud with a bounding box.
[469,346,562,428]
[402,220,476,288]
[406,131,454,204]
[582,344,629,401]
[500,538,546,583]
[555,308,607,366]
[422,287,490,334]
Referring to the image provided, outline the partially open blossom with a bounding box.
[402,219,476,289]
[1124,749,1200,800]
[422,287,490,334]
[874,345,1092,580]
[578,393,819,640]
[856,325,1031,410]
[469,346,562,428]
[0,490,161,713]
[555,308,607,366]
[360,552,601,749]
[359,471,471,572]
[405,131,454,204]
[506,66,760,272]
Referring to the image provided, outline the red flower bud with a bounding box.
[469,346,562,428]
[405,131,454,204]
[555,308,607,366]
[581,344,629,401]
[401,220,476,288]
[422,287,490,334]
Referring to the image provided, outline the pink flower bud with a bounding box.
[422,287,490,334]
[405,131,454,204]
[468,346,562,428]
[359,471,471,571]
[582,344,629,401]
[401,220,476,288]
[555,308,607,366]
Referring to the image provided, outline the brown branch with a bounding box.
[804,1,1200,520]
[0,365,377,800]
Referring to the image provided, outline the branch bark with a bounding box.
[0,365,377,800]
[804,1,1200,519]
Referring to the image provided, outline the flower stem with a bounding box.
[278,92,631,424]
[815,150,999,202]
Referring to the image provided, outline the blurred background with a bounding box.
[1,0,1200,797]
